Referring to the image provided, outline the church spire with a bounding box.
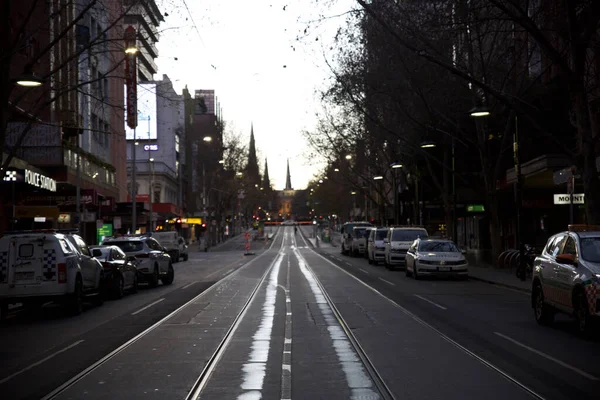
[262,158,271,191]
[285,159,292,190]
[245,123,260,185]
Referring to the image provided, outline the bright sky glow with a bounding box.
[155,0,355,190]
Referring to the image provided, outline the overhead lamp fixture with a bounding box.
[391,163,403,169]
[134,141,139,145]
[16,71,44,87]
[351,191,357,195]
[420,141,436,149]
[334,168,339,172]
[236,172,243,176]
[324,176,328,180]
[149,157,154,162]
[92,172,99,179]
[469,106,491,118]
[345,154,352,160]
[218,159,225,164]
[373,175,384,180]
[318,179,323,183]
[203,136,212,142]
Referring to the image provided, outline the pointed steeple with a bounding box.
[262,158,271,191]
[285,159,292,190]
[245,123,260,185]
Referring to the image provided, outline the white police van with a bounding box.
[0,230,103,319]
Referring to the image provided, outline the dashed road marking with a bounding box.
[494,332,598,380]
[414,294,447,310]
[345,262,352,267]
[0,340,85,384]
[131,298,165,315]
[378,277,396,286]
[359,268,369,274]
[181,281,197,290]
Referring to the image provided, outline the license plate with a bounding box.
[15,271,35,281]
[439,267,450,272]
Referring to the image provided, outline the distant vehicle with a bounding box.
[350,226,370,257]
[0,230,103,318]
[532,225,600,336]
[367,228,388,265]
[177,237,189,261]
[383,227,429,269]
[340,222,373,255]
[102,235,173,287]
[90,245,138,299]
[405,239,468,279]
[150,231,182,262]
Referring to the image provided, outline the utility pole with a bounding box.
[514,115,525,281]
[452,137,457,243]
[131,131,137,234]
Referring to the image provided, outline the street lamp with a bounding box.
[236,171,243,177]
[469,106,491,118]
[334,168,339,172]
[203,136,212,142]
[149,158,155,232]
[390,163,403,224]
[420,141,436,149]
[373,175,384,180]
[345,154,352,160]
[15,71,44,87]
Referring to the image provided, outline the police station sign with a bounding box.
[553,193,584,205]
[25,169,57,192]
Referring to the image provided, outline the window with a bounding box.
[580,237,600,263]
[114,247,127,260]
[376,230,387,240]
[75,236,90,256]
[392,229,428,241]
[419,241,459,253]
[549,234,567,258]
[109,241,143,253]
[562,236,577,256]
[154,187,161,203]
[19,244,34,258]
[58,239,73,255]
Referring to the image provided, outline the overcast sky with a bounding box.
[154,0,354,190]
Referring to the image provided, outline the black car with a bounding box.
[90,245,138,299]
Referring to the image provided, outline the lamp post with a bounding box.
[125,25,138,234]
[391,163,402,225]
[149,158,155,232]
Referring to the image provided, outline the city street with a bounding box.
[0,226,598,400]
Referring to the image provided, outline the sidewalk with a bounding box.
[468,263,532,293]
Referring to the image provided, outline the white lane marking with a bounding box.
[359,268,369,275]
[237,253,284,398]
[414,294,447,310]
[181,281,197,290]
[281,257,292,400]
[225,269,234,275]
[345,262,352,267]
[304,247,547,400]
[378,277,395,286]
[284,338,292,344]
[0,340,84,384]
[494,332,599,381]
[131,298,165,315]
[294,247,379,398]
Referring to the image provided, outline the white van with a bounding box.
[150,231,185,262]
[384,227,429,269]
[0,230,104,318]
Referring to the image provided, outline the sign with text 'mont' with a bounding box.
[554,194,584,205]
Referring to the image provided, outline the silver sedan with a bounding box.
[405,239,468,280]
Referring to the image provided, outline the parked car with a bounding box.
[340,221,373,255]
[350,226,371,257]
[150,231,182,262]
[102,235,173,287]
[531,225,600,336]
[368,228,388,265]
[405,239,468,279]
[177,236,189,261]
[90,245,138,299]
[0,230,103,318]
[383,226,429,269]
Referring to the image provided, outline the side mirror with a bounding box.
[461,249,467,255]
[163,247,168,252]
[556,253,576,265]
[126,255,136,263]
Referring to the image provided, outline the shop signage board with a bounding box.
[467,204,485,212]
[15,206,60,218]
[97,223,113,244]
[113,216,122,229]
[554,194,584,205]
[144,144,159,151]
[3,168,57,192]
[58,213,71,223]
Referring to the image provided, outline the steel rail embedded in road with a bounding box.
[41,228,282,400]
[296,231,396,400]
[185,230,286,400]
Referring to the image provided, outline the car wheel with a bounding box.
[131,272,138,294]
[162,264,174,285]
[114,274,125,299]
[149,264,160,287]
[405,262,412,277]
[574,290,593,337]
[533,283,554,326]
[68,277,84,316]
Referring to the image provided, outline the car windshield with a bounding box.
[392,230,428,241]
[91,247,110,258]
[107,241,144,253]
[579,237,600,263]
[376,230,387,240]
[419,241,459,253]
[354,228,369,238]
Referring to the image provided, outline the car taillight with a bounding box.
[136,253,149,258]
[58,263,67,283]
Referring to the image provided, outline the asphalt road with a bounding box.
[0,231,274,400]
[1,225,598,400]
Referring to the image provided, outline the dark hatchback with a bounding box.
[90,245,138,299]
